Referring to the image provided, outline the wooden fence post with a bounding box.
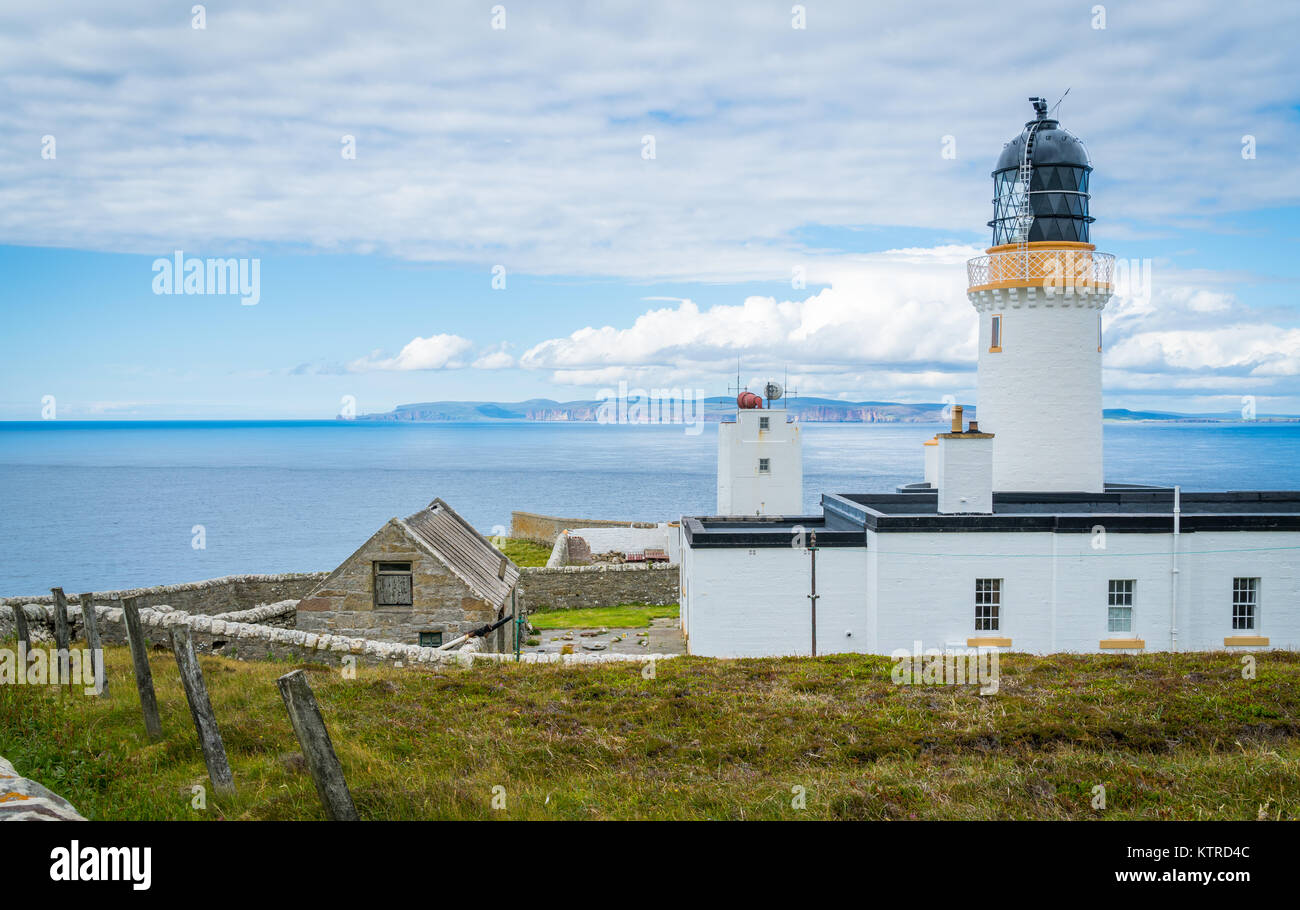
[276,669,359,820]
[122,597,163,741]
[50,587,71,685]
[78,593,108,698]
[170,626,234,795]
[10,604,31,654]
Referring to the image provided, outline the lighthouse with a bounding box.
[967,97,1115,493]
[680,98,1300,661]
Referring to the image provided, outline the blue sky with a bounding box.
[2,1,1299,418]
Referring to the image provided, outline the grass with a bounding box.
[496,538,552,567]
[1,642,1299,820]
[529,603,679,630]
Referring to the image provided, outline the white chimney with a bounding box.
[936,411,994,514]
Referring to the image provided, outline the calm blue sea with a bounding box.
[1,420,1298,595]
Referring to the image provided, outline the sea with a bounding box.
[1,420,1297,595]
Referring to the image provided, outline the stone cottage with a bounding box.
[297,499,521,652]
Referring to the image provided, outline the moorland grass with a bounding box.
[529,603,680,629]
[1,641,1297,820]
[496,538,552,567]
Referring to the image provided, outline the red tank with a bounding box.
[736,391,763,409]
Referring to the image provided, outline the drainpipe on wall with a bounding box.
[808,530,819,657]
[1170,485,1181,652]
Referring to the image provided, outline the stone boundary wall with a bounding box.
[0,572,326,617]
[511,510,658,544]
[2,602,679,669]
[519,563,679,612]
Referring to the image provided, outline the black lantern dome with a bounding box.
[988,97,1095,245]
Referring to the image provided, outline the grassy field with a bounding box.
[1,642,1298,820]
[496,538,552,567]
[529,603,679,630]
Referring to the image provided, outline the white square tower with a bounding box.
[717,407,802,515]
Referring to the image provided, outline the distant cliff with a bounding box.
[354,397,962,423]
[352,398,1300,424]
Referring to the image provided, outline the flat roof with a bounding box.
[682,487,1300,546]
[681,514,865,548]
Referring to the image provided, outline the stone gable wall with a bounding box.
[296,521,503,649]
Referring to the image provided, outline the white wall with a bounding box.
[683,546,869,657]
[683,529,1300,656]
[717,409,803,515]
[923,440,938,487]
[872,529,1300,654]
[568,525,673,560]
[971,287,1107,493]
[937,435,993,513]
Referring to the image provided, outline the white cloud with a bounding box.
[1107,325,1300,376]
[520,247,978,381]
[472,346,516,370]
[505,244,1300,403]
[1,1,1297,280]
[349,333,473,372]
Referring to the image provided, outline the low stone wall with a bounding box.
[0,572,326,617]
[212,600,298,628]
[2,602,677,669]
[511,510,658,544]
[519,563,679,612]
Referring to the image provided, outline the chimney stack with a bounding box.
[951,405,964,433]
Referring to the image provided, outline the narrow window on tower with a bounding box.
[990,314,1002,352]
[758,458,770,474]
[1098,315,1103,353]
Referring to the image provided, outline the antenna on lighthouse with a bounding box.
[1050,87,1071,118]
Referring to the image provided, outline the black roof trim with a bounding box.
[681,489,1300,547]
[682,516,866,549]
[824,491,1300,533]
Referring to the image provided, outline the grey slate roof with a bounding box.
[401,498,520,609]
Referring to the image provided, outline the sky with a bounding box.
[1,0,1299,419]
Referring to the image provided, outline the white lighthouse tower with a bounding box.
[966,97,1115,493]
[717,383,802,515]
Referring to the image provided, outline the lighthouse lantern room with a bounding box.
[966,97,1115,493]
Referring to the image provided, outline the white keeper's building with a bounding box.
[679,99,1300,658]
